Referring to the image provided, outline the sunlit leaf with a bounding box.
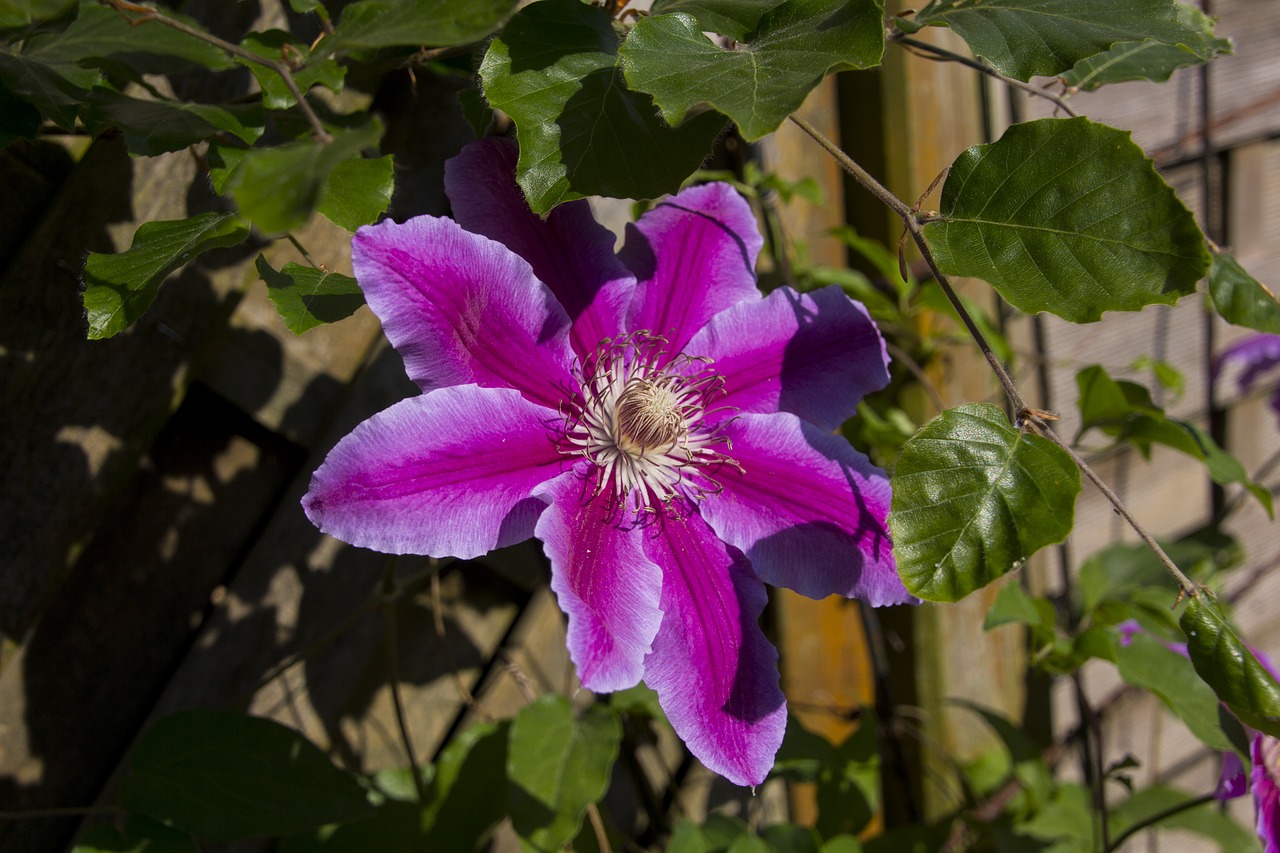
[321,0,518,53]
[479,0,724,214]
[911,0,1228,81]
[620,0,884,141]
[83,212,250,339]
[1181,596,1280,739]
[1062,37,1228,92]
[924,118,1210,323]
[317,155,394,232]
[258,255,365,334]
[238,30,346,110]
[82,88,263,156]
[890,404,1080,602]
[648,0,783,41]
[120,711,372,841]
[1208,249,1280,335]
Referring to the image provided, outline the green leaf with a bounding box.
[258,255,365,333]
[73,817,199,853]
[1181,596,1280,739]
[620,0,884,142]
[759,825,821,853]
[648,0,783,41]
[239,30,346,110]
[120,711,372,842]
[317,155,394,231]
[228,122,381,234]
[924,117,1210,323]
[82,88,264,156]
[421,721,510,846]
[1114,630,1240,752]
[508,696,622,852]
[912,0,1229,81]
[1111,785,1261,852]
[773,716,878,838]
[1208,249,1280,334]
[83,212,250,339]
[0,46,97,129]
[0,0,76,29]
[321,0,518,53]
[1062,38,1228,92]
[890,403,1080,602]
[0,80,42,147]
[983,580,1053,633]
[479,0,724,214]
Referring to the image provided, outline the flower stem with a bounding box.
[381,558,428,808]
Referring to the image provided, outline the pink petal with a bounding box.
[444,138,632,357]
[642,511,786,788]
[685,284,890,430]
[351,215,574,410]
[534,467,663,693]
[622,183,763,356]
[699,413,912,606]
[303,385,563,558]
[1253,733,1280,853]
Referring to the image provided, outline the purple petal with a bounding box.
[1253,733,1279,853]
[685,284,890,430]
[444,138,632,356]
[1215,333,1280,392]
[303,386,563,558]
[622,183,763,356]
[1218,749,1248,800]
[641,510,786,787]
[699,413,912,606]
[351,215,574,410]
[534,467,663,693]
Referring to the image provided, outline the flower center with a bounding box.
[561,331,737,514]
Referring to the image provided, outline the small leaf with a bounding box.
[1181,596,1280,739]
[508,695,622,852]
[924,117,1210,323]
[1062,38,1228,92]
[648,0,782,41]
[479,0,724,214]
[320,0,518,53]
[1208,249,1280,334]
[258,255,365,333]
[912,0,1229,81]
[239,30,346,110]
[120,711,372,841]
[620,0,884,141]
[228,122,381,234]
[890,404,1080,602]
[82,88,264,156]
[983,581,1053,632]
[83,212,250,339]
[317,155,394,231]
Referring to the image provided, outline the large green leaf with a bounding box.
[1181,596,1280,739]
[890,404,1080,602]
[1061,38,1228,92]
[120,711,372,841]
[83,212,250,340]
[320,0,518,53]
[1208,249,1280,334]
[26,1,235,73]
[648,0,784,41]
[239,30,346,110]
[258,255,365,334]
[619,0,884,142]
[923,117,1210,323]
[317,155,394,232]
[82,88,263,156]
[0,46,97,129]
[911,0,1228,81]
[479,0,724,214]
[227,122,381,234]
[421,721,511,847]
[508,696,621,851]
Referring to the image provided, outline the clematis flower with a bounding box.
[1213,643,1280,853]
[1214,333,1280,424]
[302,138,911,786]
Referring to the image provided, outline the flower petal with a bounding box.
[351,215,574,410]
[685,284,890,430]
[303,386,562,558]
[1252,733,1279,853]
[1215,333,1280,391]
[699,413,912,606]
[444,138,633,356]
[642,510,786,788]
[534,467,663,693]
[622,183,763,355]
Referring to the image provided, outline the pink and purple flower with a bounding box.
[302,139,910,786]
[1214,333,1280,423]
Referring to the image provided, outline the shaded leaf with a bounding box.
[1062,38,1228,92]
[1208,249,1280,335]
[84,212,250,339]
[73,817,199,853]
[773,716,878,839]
[0,0,76,29]
[1182,596,1280,739]
[479,0,724,214]
[83,88,263,156]
[0,80,42,147]
[912,0,1228,81]
[620,0,884,141]
[0,46,97,129]
[924,117,1210,323]
[421,721,510,847]
[321,0,518,53]
[258,255,364,333]
[508,696,621,852]
[120,711,372,842]
[759,825,821,853]
[317,155,394,231]
[890,404,1080,602]
[648,0,783,41]
[240,30,346,110]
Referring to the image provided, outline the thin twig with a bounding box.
[789,115,1200,597]
[286,233,322,269]
[103,0,332,142]
[586,803,614,853]
[891,34,1079,118]
[382,560,428,808]
[1102,792,1216,852]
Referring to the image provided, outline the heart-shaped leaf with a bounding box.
[258,255,365,334]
